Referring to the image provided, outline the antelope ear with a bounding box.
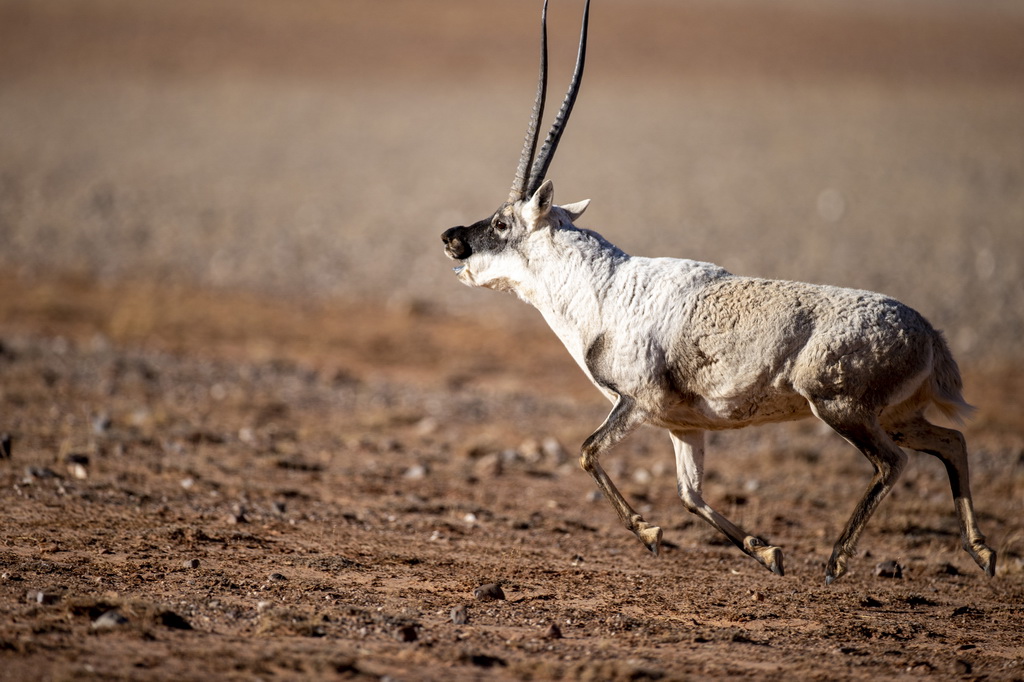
[559,198,590,222]
[523,179,555,228]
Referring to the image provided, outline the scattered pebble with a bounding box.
[450,605,469,625]
[24,466,59,481]
[874,560,903,579]
[631,468,652,484]
[473,452,502,477]
[27,590,60,605]
[404,464,428,480]
[394,624,418,642]
[92,414,112,435]
[65,453,89,480]
[92,609,130,630]
[267,572,288,582]
[541,437,568,464]
[543,623,562,640]
[182,558,201,570]
[228,505,248,524]
[473,583,505,601]
[953,659,972,675]
[157,610,193,630]
[415,417,438,436]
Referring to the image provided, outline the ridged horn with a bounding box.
[508,0,549,204]
[526,0,590,197]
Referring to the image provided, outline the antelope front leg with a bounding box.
[670,429,784,576]
[580,396,663,555]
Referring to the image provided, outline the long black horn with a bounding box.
[526,0,590,197]
[509,0,549,203]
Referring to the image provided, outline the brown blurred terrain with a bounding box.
[2,1,1023,679]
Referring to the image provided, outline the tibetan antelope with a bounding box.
[440,0,995,583]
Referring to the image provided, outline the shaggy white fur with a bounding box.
[444,180,994,583]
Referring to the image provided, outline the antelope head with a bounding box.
[442,0,592,294]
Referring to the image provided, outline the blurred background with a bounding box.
[1,0,1022,366]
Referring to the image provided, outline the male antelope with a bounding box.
[441,0,995,583]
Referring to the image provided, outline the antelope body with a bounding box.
[441,1,995,583]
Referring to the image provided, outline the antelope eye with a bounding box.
[494,220,509,232]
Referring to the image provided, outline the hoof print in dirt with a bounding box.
[473,583,505,602]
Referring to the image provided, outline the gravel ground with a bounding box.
[1,1,1023,679]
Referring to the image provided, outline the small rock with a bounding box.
[519,439,543,463]
[0,433,11,460]
[953,659,972,675]
[631,467,652,484]
[473,452,503,478]
[415,417,438,436]
[543,623,563,640]
[66,453,89,479]
[25,466,58,481]
[394,624,418,642]
[157,610,193,630]
[450,605,469,625]
[91,414,112,435]
[267,572,288,582]
[92,609,129,630]
[464,653,507,668]
[27,590,59,605]
[541,437,568,464]
[473,583,505,602]
[182,558,201,570]
[404,464,428,480]
[874,560,903,579]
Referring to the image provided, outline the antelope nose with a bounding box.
[442,226,470,259]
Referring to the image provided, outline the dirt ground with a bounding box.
[2,1,1024,680]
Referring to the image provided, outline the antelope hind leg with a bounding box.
[814,409,908,584]
[888,417,996,577]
